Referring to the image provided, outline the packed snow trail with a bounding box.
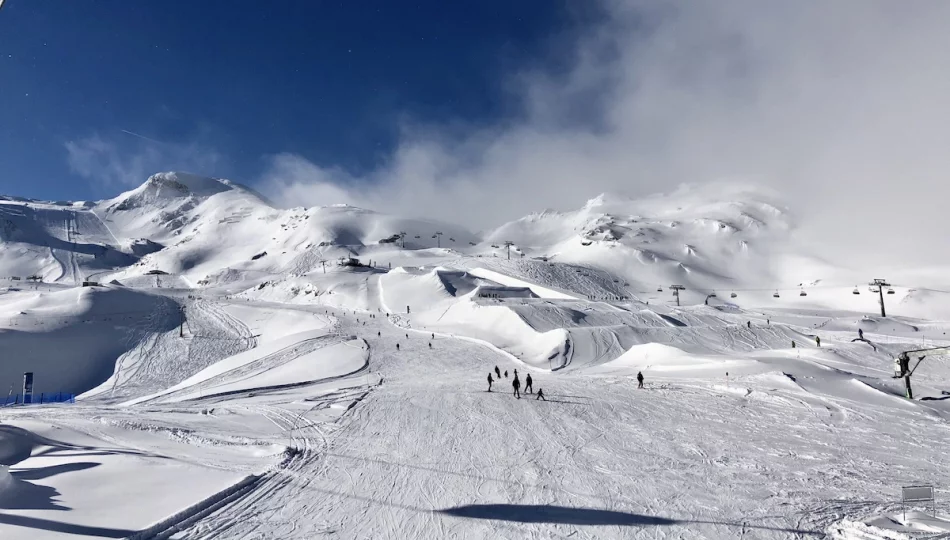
[171,306,950,539]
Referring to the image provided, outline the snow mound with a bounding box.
[126,331,368,404]
[596,342,732,372]
[0,286,180,394]
[0,425,34,467]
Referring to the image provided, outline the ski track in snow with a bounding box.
[5,181,950,539]
[146,307,949,540]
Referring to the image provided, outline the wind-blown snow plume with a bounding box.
[66,134,223,189]
[264,1,950,266]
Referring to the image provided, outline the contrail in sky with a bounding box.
[120,129,165,145]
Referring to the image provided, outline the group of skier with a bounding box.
[488,366,545,400]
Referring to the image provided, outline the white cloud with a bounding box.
[65,134,221,190]
[270,2,950,264]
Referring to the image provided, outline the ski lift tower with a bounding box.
[504,241,514,260]
[869,278,891,317]
[894,346,950,399]
[670,285,686,306]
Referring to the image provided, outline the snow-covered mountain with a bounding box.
[0,174,837,292]
[483,185,807,289]
[3,172,950,539]
[0,172,479,287]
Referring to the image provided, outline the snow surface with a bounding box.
[1,174,949,538]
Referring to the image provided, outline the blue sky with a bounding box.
[0,0,594,201]
[2,2,948,265]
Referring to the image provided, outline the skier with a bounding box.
[637,371,644,389]
[792,340,796,348]
[815,336,821,347]
[525,373,533,394]
[487,373,494,392]
[428,342,432,348]
[495,366,501,378]
[504,370,508,378]
[406,333,409,339]
[396,343,400,351]
[536,388,546,401]
[377,331,381,337]
[747,321,751,329]
[512,376,521,399]
[431,333,435,339]
[767,319,770,326]
[858,328,864,340]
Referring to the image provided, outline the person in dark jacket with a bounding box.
[504,370,508,378]
[487,373,494,392]
[815,336,821,347]
[536,388,546,401]
[637,371,644,389]
[525,373,533,394]
[858,328,864,339]
[495,366,501,378]
[512,376,521,399]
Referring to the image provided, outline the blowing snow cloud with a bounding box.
[264,1,950,265]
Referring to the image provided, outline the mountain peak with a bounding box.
[104,172,269,213]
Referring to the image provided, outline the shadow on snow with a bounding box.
[438,504,822,535]
[0,513,133,538]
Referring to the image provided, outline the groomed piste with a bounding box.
[1,174,949,539]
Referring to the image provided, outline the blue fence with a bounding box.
[1,392,76,407]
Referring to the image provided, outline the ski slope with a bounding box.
[2,174,950,539]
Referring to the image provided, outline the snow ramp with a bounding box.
[124,330,368,404]
[380,267,491,314]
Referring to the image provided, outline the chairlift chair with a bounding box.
[887,288,895,295]
[852,287,860,295]
[800,290,807,297]
[773,291,780,298]
[657,287,663,292]
[709,293,717,298]
[730,292,738,298]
